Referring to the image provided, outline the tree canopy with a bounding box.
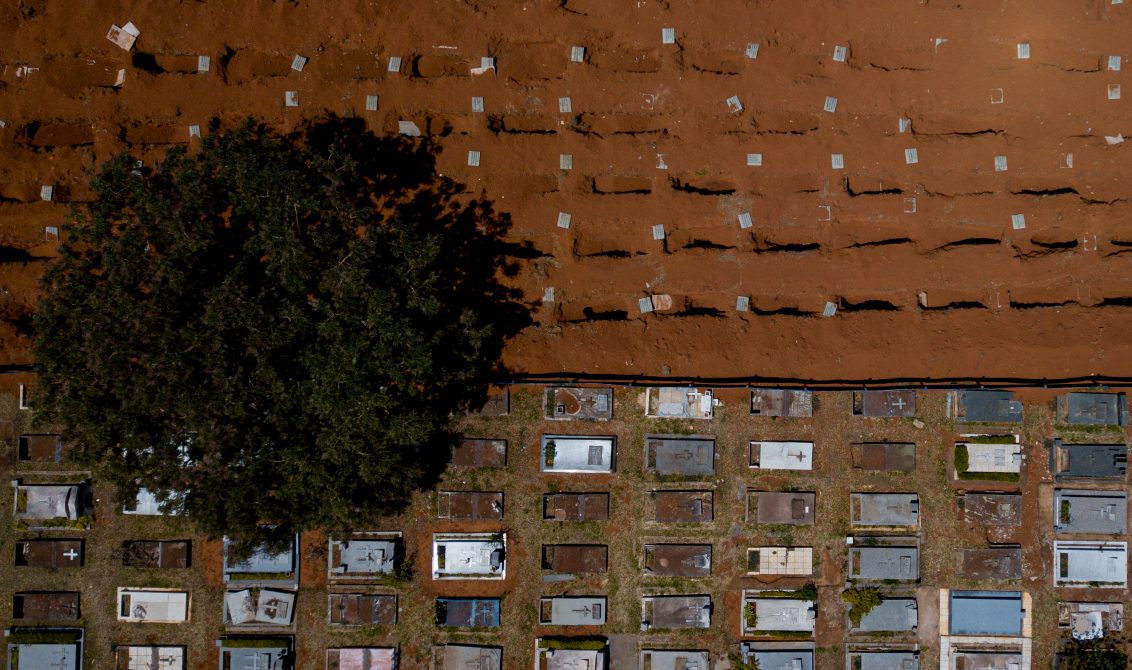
[33,117,530,547]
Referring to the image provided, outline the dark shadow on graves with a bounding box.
[131,52,165,75]
[283,115,540,517]
[269,116,536,545]
[32,114,537,549]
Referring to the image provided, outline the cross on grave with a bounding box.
[892,398,907,410]
[63,548,79,560]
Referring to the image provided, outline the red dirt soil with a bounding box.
[2,1,1132,381]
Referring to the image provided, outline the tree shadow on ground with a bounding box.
[296,114,539,501]
[35,114,539,549]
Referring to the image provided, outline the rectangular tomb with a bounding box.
[539,596,607,625]
[748,491,816,525]
[650,490,713,523]
[545,387,613,420]
[961,546,1023,580]
[853,390,917,417]
[328,593,397,625]
[851,443,916,472]
[541,435,615,473]
[542,544,608,573]
[451,439,507,467]
[750,441,813,470]
[543,492,609,521]
[644,544,711,577]
[437,491,503,520]
[750,389,813,417]
[645,436,715,476]
[122,540,190,569]
[851,493,919,529]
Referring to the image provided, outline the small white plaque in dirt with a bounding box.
[387,56,402,73]
[106,23,139,51]
[557,212,572,229]
[818,205,832,221]
[543,287,555,302]
[1108,84,1121,100]
[639,297,654,313]
[994,155,1008,172]
[736,296,750,312]
[1109,55,1122,71]
[197,55,211,72]
[188,125,201,139]
[904,197,917,213]
[746,43,760,59]
[904,148,919,164]
[559,154,572,170]
[831,153,844,170]
[470,57,495,75]
[570,46,586,63]
[746,153,763,167]
[366,95,379,111]
[284,91,299,107]
[291,55,308,72]
[726,95,743,113]
[738,212,753,229]
[467,150,481,167]
[40,185,54,201]
[398,120,422,136]
[822,302,838,317]
[471,96,484,112]
[1011,213,1026,230]
[1016,43,1030,59]
[990,88,1005,104]
[662,28,676,44]
[652,224,666,241]
[1062,153,1073,168]
[823,96,838,113]
[899,118,911,133]
[833,45,848,62]
[559,97,572,113]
